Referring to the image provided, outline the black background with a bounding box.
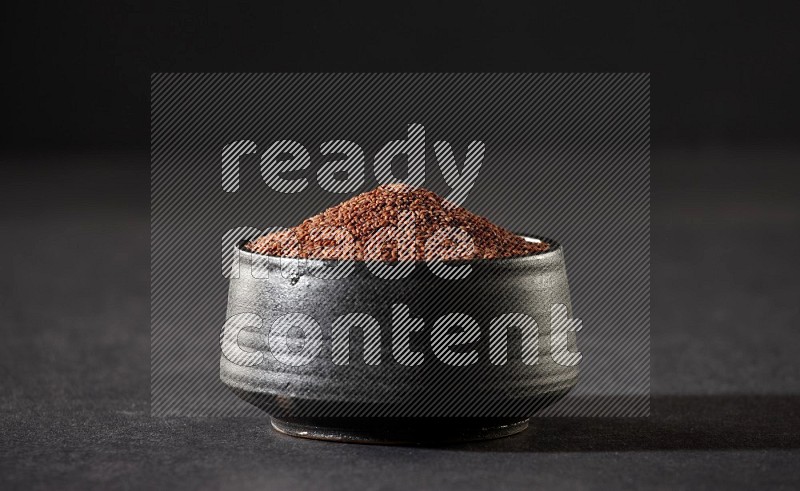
[2,0,799,151]
[1,1,799,489]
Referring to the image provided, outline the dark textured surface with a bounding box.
[1,148,799,489]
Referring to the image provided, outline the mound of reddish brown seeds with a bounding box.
[245,184,549,261]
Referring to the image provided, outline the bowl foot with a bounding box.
[270,417,529,444]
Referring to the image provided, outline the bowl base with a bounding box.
[270,416,529,444]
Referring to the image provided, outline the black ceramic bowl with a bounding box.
[220,236,578,444]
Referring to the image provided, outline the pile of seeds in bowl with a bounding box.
[245,184,549,261]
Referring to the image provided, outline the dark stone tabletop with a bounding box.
[1,149,798,490]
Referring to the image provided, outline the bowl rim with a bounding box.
[234,233,562,266]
